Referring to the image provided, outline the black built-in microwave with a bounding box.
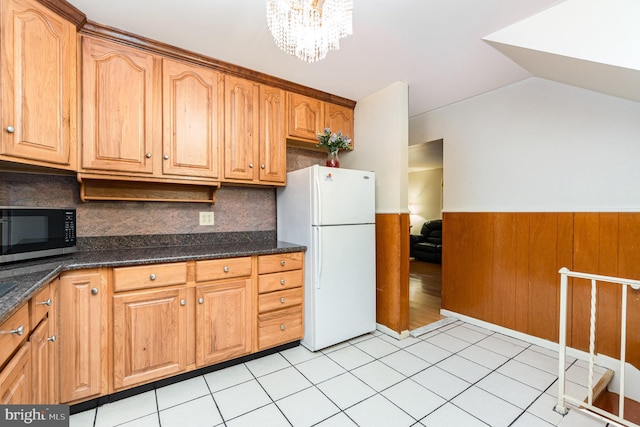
[0,207,76,264]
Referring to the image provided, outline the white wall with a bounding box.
[409,77,640,212]
[408,168,443,233]
[344,81,409,214]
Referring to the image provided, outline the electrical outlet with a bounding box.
[199,211,214,226]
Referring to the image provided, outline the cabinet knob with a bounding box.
[223,266,229,273]
[150,274,156,280]
[180,299,186,306]
[198,297,204,304]
[249,163,254,168]
[37,298,52,306]
[280,279,285,285]
[261,164,265,169]
[6,126,15,133]
[91,288,99,295]
[280,325,285,331]
[280,260,286,266]
[47,335,56,343]
[163,155,169,160]
[280,297,286,303]
[145,152,152,158]
[0,325,24,336]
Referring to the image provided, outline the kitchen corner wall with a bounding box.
[0,147,324,237]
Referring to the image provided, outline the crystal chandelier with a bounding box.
[266,0,353,63]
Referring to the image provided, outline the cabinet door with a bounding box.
[113,287,188,390]
[196,279,252,366]
[0,0,76,168]
[224,75,259,181]
[30,318,49,404]
[259,85,286,184]
[48,279,59,404]
[59,270,106,403]
[0,343,31,404]
[81,37,156,174]
[324,103,354,147]
[162,59,223,179]
[287,92,322,143]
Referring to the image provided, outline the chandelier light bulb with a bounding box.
[266,0,353,63]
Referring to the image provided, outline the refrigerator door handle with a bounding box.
[314,171,322,225]
[314,227,322,289]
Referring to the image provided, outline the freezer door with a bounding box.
[305,223,376,350]
[312,166,375,226]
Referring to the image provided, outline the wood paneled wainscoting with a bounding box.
[442,212,640,367]
[375,213,410,335]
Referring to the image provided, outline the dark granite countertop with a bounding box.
[0,233,305,325]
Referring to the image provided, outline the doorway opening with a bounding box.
[408,139,444,331]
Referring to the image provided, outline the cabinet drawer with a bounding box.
[113,262,187,292]
[196,257,252,282]
[258,288,303,313]
[0,304,30,368]
[258,252,303,274]
[258,270,303,294]
[258,307,303,350]
[29,284,51,329]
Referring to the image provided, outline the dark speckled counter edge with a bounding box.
[0,232,306,324]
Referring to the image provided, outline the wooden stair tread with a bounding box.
[593,390,640,424]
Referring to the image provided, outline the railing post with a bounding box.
[555,267,570,415]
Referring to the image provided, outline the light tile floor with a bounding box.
[70,320,612,427]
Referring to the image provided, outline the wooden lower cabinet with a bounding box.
[30,318,50,404]
[55,253,304,403]
[196,279,252,366]
[112,287,188,390]
[59,270,107,404]
[0,343,31,404]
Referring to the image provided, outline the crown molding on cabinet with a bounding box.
[79,20,356,109]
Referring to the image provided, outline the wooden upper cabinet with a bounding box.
[81,36,156,174]
[259,85,286,184]
[162,59,223,179]
[224,75,259,181]
[324,103,354,148]
[287,93,323,143]
[287,92,355,149]
[0,0,76,169]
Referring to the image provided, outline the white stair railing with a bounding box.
[555,267,640,427]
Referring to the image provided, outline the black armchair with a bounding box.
[410,219,442,263]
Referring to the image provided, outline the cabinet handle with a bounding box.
[150,274,156,280]
[280,260,286,266]
[163,155,169,160]
[145,152,152,158]
[6,126,15,133]
[91,288,99,295]
[47,335,56,343]
[249,163,254,168]
[223,266,229,273]
[198,297,204,304]
[37,298,52,306]
[280,325,285,331]
[280,297,286,303]
[180,299,186,306]
[280,279,285,285]
[261,164,265,169]
[0,325,24,336]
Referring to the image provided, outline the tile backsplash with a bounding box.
[0,147,325,237]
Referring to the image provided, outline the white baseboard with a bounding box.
[441,309,640,402]
[376,323,410,340]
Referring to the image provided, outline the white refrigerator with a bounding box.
[277,165,376,351]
